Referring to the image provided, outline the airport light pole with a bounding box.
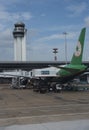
[63,32,68,64]
[53,48,58,61]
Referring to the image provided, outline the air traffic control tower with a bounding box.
[13,22,27,61]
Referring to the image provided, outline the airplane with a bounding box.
[54,27,87,84]
[31,27,88,93]
[0,27,87,91]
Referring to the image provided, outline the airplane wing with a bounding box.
[0,73,30,78]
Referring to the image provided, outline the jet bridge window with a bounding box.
[41,71,50,75]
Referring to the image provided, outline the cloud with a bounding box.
[0,29,13,46]
[22,12,32,20]
[0,0,22,6]
[0,11,32,22]
[67,2,87,17]
[35,32,76,42]
[0,2,33,23]
[38,34,64,41]
[40,14,46,17]
[84,16,89,27]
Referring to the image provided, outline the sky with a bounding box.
[0,0,89,61]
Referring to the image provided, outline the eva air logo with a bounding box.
[74,41,81,57]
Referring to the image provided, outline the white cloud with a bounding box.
[38,34,64,41]
[0,11,32,22]
[0,4,6,11]
[22,12,32,20]
[67,2,87,17]
[0,29,13,45]
[40,14,46,17]
[0,2,33,23]
[0,0,22,6]
[84,16,89,27]
[35,32,76,42]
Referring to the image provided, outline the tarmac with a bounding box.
[1,120,89,130]
[0,84,89,126]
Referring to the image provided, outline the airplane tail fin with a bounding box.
[70,27,86,65]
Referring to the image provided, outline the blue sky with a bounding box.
[0,0,89,61]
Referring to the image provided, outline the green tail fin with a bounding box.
[70,27,86,65]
